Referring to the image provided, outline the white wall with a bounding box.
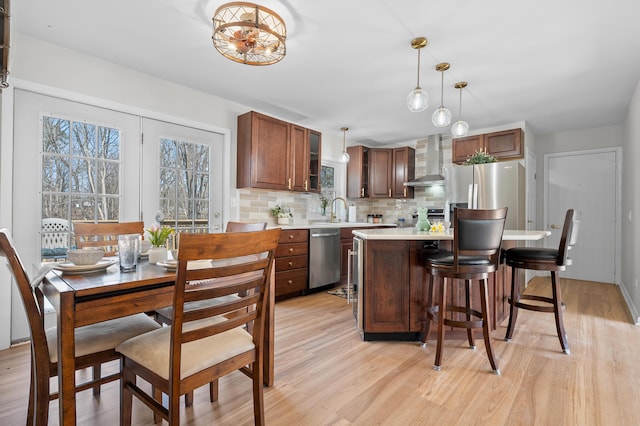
[622,81,640,323]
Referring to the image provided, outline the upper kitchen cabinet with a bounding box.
[347,146,415,199]
[452,128,524,164]
[346,145,369,198]
[237,111,321,192]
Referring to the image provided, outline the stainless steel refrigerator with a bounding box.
[444,160,525,230]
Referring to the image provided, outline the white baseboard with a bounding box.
[619,281,640,325]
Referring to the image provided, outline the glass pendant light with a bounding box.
[432,62,452,127]
[451,81,469,137]
[406,37,429,112]
[339,127,350,163]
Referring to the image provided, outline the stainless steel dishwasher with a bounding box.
[308,228,340,289]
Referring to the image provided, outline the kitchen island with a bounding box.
[351,227,550,341]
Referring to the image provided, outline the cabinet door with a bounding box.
[452,134,484,164]
[368,148,392,198]
[346,146,368,198]
[308,130,321,192]
[290,125,309,192]
[364,240,410,332]
[237,112,290,190]
[392,147,415,198]
[485,128,523,160]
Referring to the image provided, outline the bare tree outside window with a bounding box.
[159,138,210,233]
[41,115,121,260]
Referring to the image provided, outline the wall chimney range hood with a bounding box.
[404,134,445,186]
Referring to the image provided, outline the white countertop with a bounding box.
[271,222,395,230]
[351,227,551,241]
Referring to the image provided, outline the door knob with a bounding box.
[550,224,561,229]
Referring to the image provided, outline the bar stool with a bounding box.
[422,207,507,375]
[504,209,580,354]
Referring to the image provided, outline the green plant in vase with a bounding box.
[463,148,498,165]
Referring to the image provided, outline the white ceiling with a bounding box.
[13,0,640,146]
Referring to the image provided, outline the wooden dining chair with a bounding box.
[504,209,581,353]
[73,221,144,256]
[0,228,161,426]
[152,221,267,407]
[117,228,280,425]
[421,207,507,374]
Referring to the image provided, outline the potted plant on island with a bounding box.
[270,205,293,225]
[145,223,174,263]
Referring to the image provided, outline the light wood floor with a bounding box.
[1,277,639,425]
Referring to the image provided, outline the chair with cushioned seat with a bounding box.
[117,228,280,426]
[421,207,507,375]
[73,221,144,256]
[0,228,160,425]
[504,209,580,354]
[152,221,267,407]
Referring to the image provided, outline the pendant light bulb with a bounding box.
[451,81,469,137]
[339,127,350,163]
[407,37,429,112]
[432,62,452,127]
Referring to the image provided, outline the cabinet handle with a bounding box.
[403,187,407,197]
[361,188,364,197]
[288,280,293,284]
[304,180,308,191]
[288,177,292,190]
[388,189,391,197]
[288,261,294,266]
[288,248,294,252]
[288,234,294,239]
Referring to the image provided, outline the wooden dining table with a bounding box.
[41,258,276,426]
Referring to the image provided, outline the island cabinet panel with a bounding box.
[364,240,410,332]
[274,229,309,298]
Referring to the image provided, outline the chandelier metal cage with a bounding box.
[212,2,287,66]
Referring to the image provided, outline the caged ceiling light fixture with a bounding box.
[339,127,350,163]
[431,62,452,127]
[212,2,286,66]
[451,81,470,137]
[406,37,429,112]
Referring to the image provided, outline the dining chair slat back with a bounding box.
[0,228,160,425]
[73,221,144,256]
[117,228,280,426]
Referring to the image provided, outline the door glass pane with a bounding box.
[41,115,122,261]
[159,138,211,233]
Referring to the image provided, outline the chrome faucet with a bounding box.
[330,197,348,223]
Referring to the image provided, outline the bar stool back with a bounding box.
[504,209,580,354]
[422,207,507,375]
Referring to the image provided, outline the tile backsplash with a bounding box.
[238,137,451,225]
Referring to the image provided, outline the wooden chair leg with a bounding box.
[433,277,447,371]
[120,366,134,426]
[92,364,101,396]
[480,278,500,375]
[252,361,265,426]
[465,279,476,349]
[185,391,193,407]
[551,272,570,354]
[209,379,219,402]
[153,386,162,424]
[421,274,435,345]
[504,266,520,341]
[27,360,35,426]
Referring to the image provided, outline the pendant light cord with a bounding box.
[416,49,421,88]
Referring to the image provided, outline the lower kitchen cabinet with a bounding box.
[275,229,309,298]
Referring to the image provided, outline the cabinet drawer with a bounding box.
[279,229,308,243]
[275,269,308,296]
[275,255,308,272]
[276,242,308,257]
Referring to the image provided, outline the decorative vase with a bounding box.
[277,217,289,225]
[148,246,168,264]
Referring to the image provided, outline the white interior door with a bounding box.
[545,149,620,284]
[141,118,225,233]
